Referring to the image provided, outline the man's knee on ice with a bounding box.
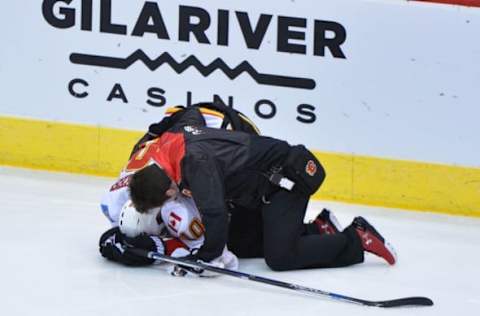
[264,253,296,271]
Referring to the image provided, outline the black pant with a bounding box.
[228,206,264,258]
[228,190,364,271]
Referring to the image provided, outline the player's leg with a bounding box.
[262,190,397,270]
[261,190,364,271]
[226,205,343,259]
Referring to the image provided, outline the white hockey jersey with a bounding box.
[101,178,204,251]
[100,170,238,271]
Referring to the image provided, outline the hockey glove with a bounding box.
[99,227,164,266]
[171,248,239,277]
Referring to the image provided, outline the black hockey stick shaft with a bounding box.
[129,248,433,308]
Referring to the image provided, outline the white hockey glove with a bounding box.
[169,248,239,277]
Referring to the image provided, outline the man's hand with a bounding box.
[170,248,239,277]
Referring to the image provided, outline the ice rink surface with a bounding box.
[1,166,479,316]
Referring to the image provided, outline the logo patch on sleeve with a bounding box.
[305,160,317,176]
[110,175,131,191]
[168,212,182,233]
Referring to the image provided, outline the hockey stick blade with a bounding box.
[128,248,433,308]
[371,297,434,308]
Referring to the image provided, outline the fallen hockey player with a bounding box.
[100,195,238,275]
[99,102,397,273]
[99,103,258,273]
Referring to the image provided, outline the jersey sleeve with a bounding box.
[160,198,205,251]
[100,185,130,226]
[181,153,229,262]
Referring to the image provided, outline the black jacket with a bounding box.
[160,108,291,260]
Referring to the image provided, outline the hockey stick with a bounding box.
[128,248,433,308]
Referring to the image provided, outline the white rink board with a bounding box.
[1,1,480,167]
[1,166,480,316]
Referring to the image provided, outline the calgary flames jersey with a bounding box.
[100,175,239,272]
[101,177,204,251]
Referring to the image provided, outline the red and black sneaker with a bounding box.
[313,209,342,235]
[352,216,397,265]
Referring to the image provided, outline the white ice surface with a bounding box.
[0,166,479,316]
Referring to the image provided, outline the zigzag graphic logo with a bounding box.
[70,50,316,90]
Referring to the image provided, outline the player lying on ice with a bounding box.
[99,102,397,274]
[99,103,254,273]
